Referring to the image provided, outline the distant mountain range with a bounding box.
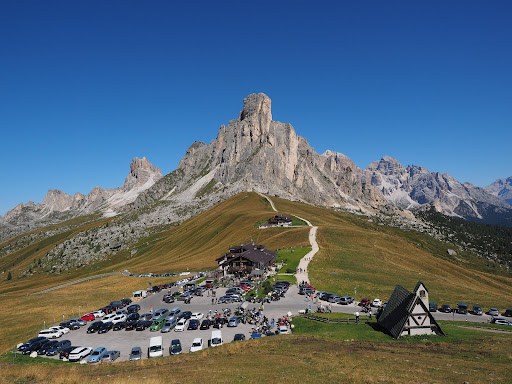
[2,93,511,241]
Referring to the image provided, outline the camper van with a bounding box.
[210,330,223,347]
[148,336,163,358]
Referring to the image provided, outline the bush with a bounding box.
[286,268,295,274]
[262,280,272,295]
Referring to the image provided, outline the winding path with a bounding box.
[257,193,319,284]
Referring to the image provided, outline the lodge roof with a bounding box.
[216,243,276,266]
[378,281,444,339]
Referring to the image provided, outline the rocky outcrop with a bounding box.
[2,156,162,237]
[485,177,512,206]
[366,156,512,224]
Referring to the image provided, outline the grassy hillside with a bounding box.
[273,197,512,309]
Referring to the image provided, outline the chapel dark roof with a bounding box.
[378,285,415,339]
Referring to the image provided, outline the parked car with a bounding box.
[299,286,315,295]
[233,333,246,341]
[161,318,177,333]
[91,310,105,318]
[228,317,240,327]
[87,347,107,364]
[213,317,228,329]
[200,319,211,330]
[127,304,140,313]
[278,325,290,334]
[150,317,166,332]
[189,338,203,352]
[102,314,117,323]
[125,320,138,331]
[139,313,153,321]
[457,303,468,314]
[121,298,132,306]
[179,311,192,320]
[100,350,120,362]
[429,303,438,312]
[329,295,342,303]
[191,312,204,320]
[174,318,187,332]
[113,321,126,331]
[472,305,483,315]
[69,318,87,326]
[68,347,92,362]
[503,309,512,317]
[38,328,63,339]
[81,313,96,322]
[47,340,71,356]
[136,320,152,331]
[127,313,140,322]
[111,314,127,324]
[372,299,383,307]
[155,308,169,318]
[98,322,113,334]
[339,296,353,305]
[439,304,452,313]
[163,295,175,303]
[59,345,78,359]
[21,338,48,355]
[359,298,371,307]
[87,321,103,334]
[188,319,200,330]
[60,321,80,330]
[488,308,500,316]
[169,339,182,355]
[491,318,511,325]
[129,347,142,361]
[37,340,59,355]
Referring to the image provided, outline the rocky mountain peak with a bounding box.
[41,189,73,212]
[367,156,406,176]
[123,157,162,191]
[240,93,272,122]
[485,176,512,206]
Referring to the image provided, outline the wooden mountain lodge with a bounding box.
[216,243,276,277]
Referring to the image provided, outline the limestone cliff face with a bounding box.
[366,156,512,223]
[485,177,512,206]
[149,93,389,211]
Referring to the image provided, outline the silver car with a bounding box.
[100,350,120,362]
[87,347,107,364]
[161,318,177,333]
[129,347,142,361]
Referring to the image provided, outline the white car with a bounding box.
[111,314,127,324]
[50,325,70,334]
[174,318,187,332]
[38,328,63,339]
[92,310,105,318]
[189,338,203,352]
[191,312,204,320]
[372,298,382,307]
[278,325,290,334]
[68,346,93,362]
[102,314,117,323]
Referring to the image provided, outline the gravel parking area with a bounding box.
[41,285,307,363]
[38,284,495,363]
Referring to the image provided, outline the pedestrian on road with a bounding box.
[355,311,360,324]
[211,298,214,305]
[369,310,372,320]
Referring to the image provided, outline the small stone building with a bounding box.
[377,281,445,339]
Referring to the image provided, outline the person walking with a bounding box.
[355,311,360,324]
[369,309,373,320]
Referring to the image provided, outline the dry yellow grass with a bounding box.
[0,274,179,354]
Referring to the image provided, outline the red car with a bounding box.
[359,298,371,307]
[81,313,95,322]
[302,283,316,290]
[238,284,251,292]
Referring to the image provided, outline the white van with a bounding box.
[148,336,163,358]
[210,330,223,347]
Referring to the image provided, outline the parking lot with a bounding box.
[33,282,499,363]
[38,285,310,362]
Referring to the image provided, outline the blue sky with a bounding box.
[1,1,511,215]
